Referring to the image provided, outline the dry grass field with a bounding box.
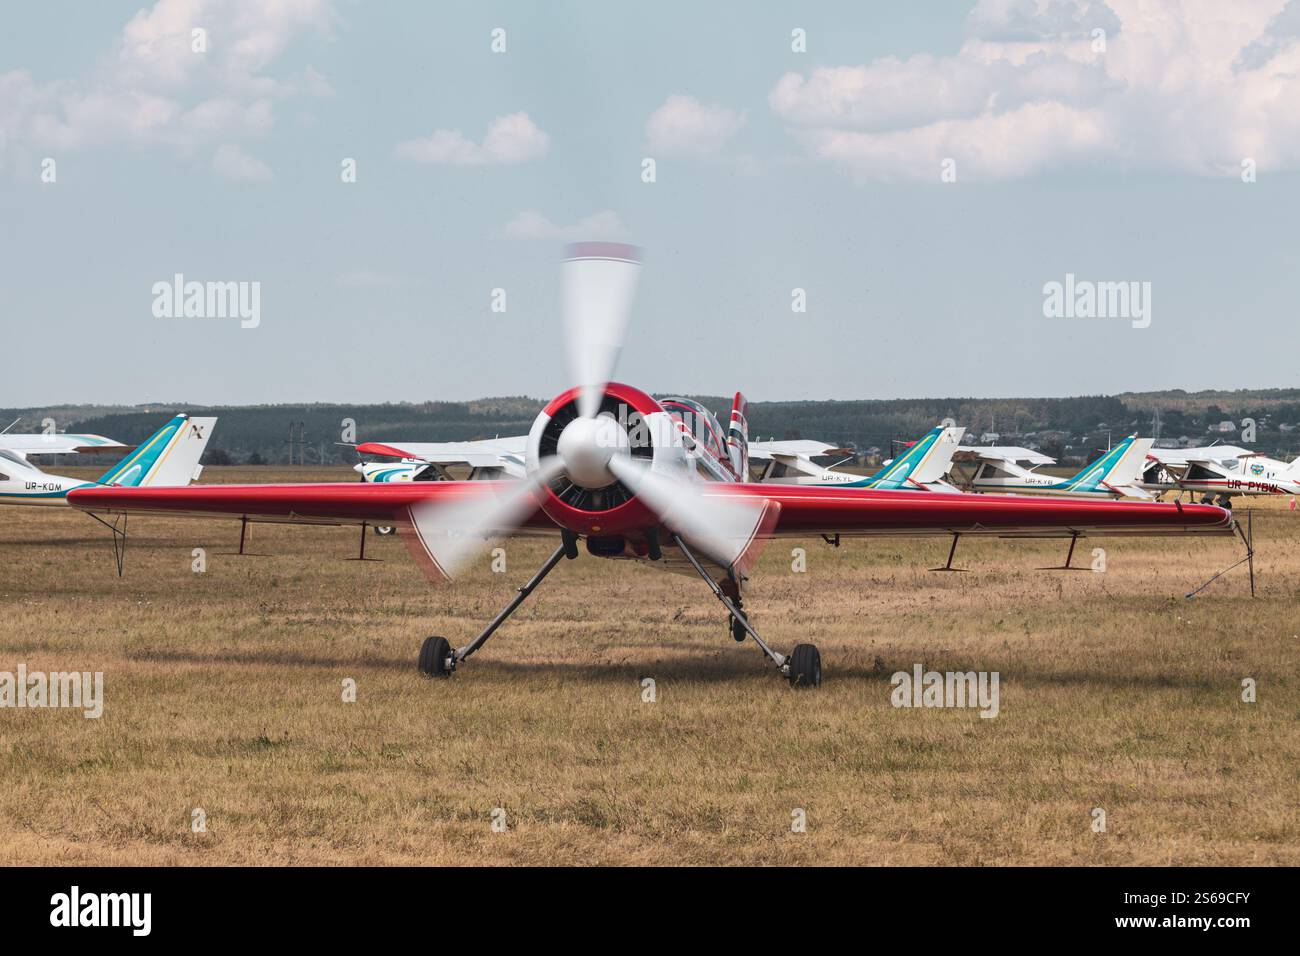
[1,466,1296,866]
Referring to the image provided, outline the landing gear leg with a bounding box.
[727,586,747,642]
[418,532,578,679]
[669,533,820,688]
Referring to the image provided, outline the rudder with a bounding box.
[727,392,749,479]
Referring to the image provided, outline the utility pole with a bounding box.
[284,421,307,465]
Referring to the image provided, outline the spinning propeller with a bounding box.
[403,242,769,580]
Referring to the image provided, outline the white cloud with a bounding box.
[212,143,271,181]
[501,209,628,240]
[395,112,550,165]
[0,0,334,172]
[645,94,746,157]
[769,0,1300,180]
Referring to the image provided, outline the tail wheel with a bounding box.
[374,525,396,535]
[419,636,452,678]
[787,644,822,689]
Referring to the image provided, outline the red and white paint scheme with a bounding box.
[67,243,1234,689]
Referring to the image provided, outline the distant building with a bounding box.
[1211,420,1236,433]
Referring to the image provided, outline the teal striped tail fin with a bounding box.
[1060,435,1152,493]
[95,415,216,487]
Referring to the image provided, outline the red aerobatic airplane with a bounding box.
[67,244,1233,688]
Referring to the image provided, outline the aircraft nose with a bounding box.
[556,415,629,488]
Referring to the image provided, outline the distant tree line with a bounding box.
[2,388,1295,468]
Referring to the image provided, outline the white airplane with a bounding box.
[747,438,847,482]
[0,414,216,507]
[949,436,1156,499]
[1143,445,1300,505]
[0,425,133,462]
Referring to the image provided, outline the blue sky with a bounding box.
[1,0,1297,406]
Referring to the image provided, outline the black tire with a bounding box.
[418,636,452,678]
[787,643,822,688]
[375,525,395,536]
[730,615,747,642]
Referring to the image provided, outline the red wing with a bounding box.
[66,479,1234,541]
[706,483,1234,538]
[66,481,555,531]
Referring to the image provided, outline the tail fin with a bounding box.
[868,424,964,489]
[95,415,217,487]
[1287,455,1300,476]
[727,392,749,479]
[1063,435,1153,493]
[907,425,965,485]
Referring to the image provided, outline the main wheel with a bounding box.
[418,636,453,678]
[730,615,747,642]
[787,643,822,688]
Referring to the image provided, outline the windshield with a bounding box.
[659,398,726,458]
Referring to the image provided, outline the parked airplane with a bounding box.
[1143,446,1300,505]
[952,435,1155,499]
[0,414,216,506]
[747,438,847,481]
[353,436,528,483]
[0,426,132,462]
[66,244,1232,689]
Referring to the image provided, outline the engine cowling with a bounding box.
[526,382,687,537]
